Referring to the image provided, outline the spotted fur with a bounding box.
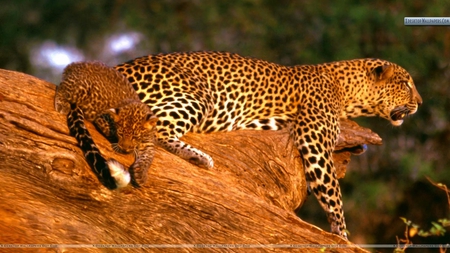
[114,51,422,238]
[55,61,158,189]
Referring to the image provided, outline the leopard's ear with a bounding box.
[373,64,394,82]
[143,114,158,129]
[107,108,121,122]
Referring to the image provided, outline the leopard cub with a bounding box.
[55,61,158,189]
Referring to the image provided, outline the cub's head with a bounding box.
[103,101,158,154]
[366,60,422,126]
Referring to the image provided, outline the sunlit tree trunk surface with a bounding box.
[0,69,382,253]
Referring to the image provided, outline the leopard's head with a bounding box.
[367,60,422,126]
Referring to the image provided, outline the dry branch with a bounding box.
[0,69,381,252]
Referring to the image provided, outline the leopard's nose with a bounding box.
[413,90,423,106]
[416,96,423,106]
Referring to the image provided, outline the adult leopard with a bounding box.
[114,51,422,238]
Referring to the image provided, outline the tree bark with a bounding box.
[0,69,381,252]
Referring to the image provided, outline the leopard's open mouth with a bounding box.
[390,106,410,126]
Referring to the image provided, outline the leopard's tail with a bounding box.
[67,104,130,189]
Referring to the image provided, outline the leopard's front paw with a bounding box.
[330,223,348,240]
[328,212,348,240]
[188,154,214,169]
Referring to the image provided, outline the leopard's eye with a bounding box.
[404,81,412,90]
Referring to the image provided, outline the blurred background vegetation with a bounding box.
[1,0,449,251]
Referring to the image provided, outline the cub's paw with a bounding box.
[54,98,70,115]
[107,159,130,188]
[129,163,150,188]
[94,113,117,141]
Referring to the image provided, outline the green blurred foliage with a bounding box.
[1,0,449,248]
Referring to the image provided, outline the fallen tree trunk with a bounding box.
[0,69,381,252]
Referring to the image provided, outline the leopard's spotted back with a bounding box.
[115,51,422,238]
[55,61,157,189]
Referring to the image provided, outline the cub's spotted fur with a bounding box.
[55,62,157,189]
[115,51,422,238]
